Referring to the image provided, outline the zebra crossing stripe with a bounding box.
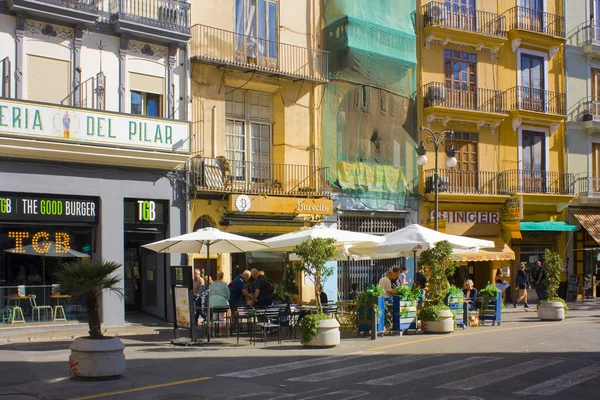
[361,356,500,386]
[289,354,434,382]
[514,364,600,396]
[218,351,382,378]
[437,358,564,390]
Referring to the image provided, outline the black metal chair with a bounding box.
[255,307,283,346]
[210,306,231,338]
[234,307,256,345]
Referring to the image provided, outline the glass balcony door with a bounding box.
[520,53,545,112]
[235,0,278,68]
[518,0,544,32]
[521,130,546,192]
[445,0,476,32]
[444,50,477,109]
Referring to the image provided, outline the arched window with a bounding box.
[192,215,216,231]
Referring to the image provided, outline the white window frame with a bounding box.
[517,48,549,113]
[225,88,273,184]
[235,0,279,59]
[130,90,163,118]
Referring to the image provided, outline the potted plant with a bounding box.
[393,284,420,331]
[356,284,385,334]
[56,258,125,379]
[294,238,339,347]
[417,240,458,334]
[538,249,568,321]
[583,108,594,121]
[272,283,291,304]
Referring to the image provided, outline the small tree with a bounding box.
[418,240,458,304]
[543,249,562,300]
[56,258,123,339]
[293,238,337,313]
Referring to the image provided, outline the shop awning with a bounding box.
[520,221,578,232]
[571,209,600,245]
[452,237,515,262]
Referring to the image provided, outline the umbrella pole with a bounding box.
[43,256,46,308]
[206,242,210,343]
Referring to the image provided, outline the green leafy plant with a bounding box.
[418,240,458,304]
[540,249,569,314]
[478,284,501,316]
[56,258,123,339]
[419,302,450,321]
[445,285,463,299]
[273,283,291,302]
[357,284,384,319]
[293,238,337,313]
[393,284,420,303]
[299,312,329,344]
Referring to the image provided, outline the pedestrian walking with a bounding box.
[534,260,546,301]
[514,263,530,309]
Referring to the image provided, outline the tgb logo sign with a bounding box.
[137,200,156,222]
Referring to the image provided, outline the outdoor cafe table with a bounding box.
[51,294,70,321]
[5,295,32,323]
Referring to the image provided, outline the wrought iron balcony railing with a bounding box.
[60,72,106,110]
[191,156,330,197]
[423,82,507,113]
[424,169,501,195]
[506,86,566,116]
[575,176,600,198]
[579,23,600,47]
[498,170,574,195]
[505,6,565,38]
[109,0,190,34]
[422,2,506,38]
[6,0,100,24]
[190,24,329,83]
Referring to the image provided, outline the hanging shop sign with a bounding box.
[124,199,168,225]
[430,210,500,224]
[228,195,333,216]
[501,195,523,221]
[0,192,99,223]
[0,98,190,153]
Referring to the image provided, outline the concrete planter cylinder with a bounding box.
[422,309,455,334]
[69,337,125,379]
[303,318,340,347]
[538,301,565,321]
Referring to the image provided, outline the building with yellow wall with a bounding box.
[416,0,575,295]
[187,0,331,301]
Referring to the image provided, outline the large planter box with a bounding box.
[479,292,502,326]
[444,294,465,329]
[357,296,385,334]
[391,296,417,333]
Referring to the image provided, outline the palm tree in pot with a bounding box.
[293,237,339,347]
[56,258,126,378]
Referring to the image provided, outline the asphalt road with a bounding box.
[1,310,599,400]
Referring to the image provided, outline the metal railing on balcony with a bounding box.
[29,0,100,14]
[423,169,501,195]
[191,156,330,197]
[422,2,506,38]
[580,23,600,46]
[60,72,105,110]
[423,82,507,113]
[505,6,565,38]
[506,86,566,115]
[498,170,574,195]
[190,24,329,82]
[109,0,190,34]
[575,176,600,198]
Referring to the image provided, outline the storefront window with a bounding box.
[0,225,95,312]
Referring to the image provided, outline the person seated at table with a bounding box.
[379,269,399,298]
[209,271,230,308]
[349,283,359,300]
[193,269,206,323]
[318,284,329,306]
[462,279,478,312]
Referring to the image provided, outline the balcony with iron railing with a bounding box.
[506,86,566,117]
[108,0,191,45]
[498,170,574,196]
[60,72,106,110]
[505,6,565,39]
[576,23,600,59]
[575,175,600,199]
[423,169,503,197]
[422,2,507,40]
[6,0,99,24]
[191,156,330,197]
[423,82,507,115]
[190,24,329,83]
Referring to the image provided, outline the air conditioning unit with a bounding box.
[427,85,445,102]
[426,176,449,193]
[426,3,447,21]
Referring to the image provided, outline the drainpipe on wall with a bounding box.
[212,105,218,158]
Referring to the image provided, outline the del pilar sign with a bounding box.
[0,98,190,153]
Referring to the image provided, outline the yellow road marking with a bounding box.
[70,376,211,400]
[367,319,595,351]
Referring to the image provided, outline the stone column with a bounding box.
[72,26,84,107]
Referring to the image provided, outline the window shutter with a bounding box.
[27,55,70,104]
[129,72,165,95]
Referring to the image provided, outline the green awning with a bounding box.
[520,221,578,232]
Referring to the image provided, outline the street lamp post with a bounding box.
[416,127,458,231]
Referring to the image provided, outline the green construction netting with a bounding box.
[323,0,418,210]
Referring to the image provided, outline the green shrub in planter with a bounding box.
[357,284,384,320]
[299,312,329,344]
[393,284,420,302]
[419,302,451,321]
[539,249,569,314]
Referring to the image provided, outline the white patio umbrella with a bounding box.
[262,225,385,252]
[289,244,372,262]
[350,224,494,259]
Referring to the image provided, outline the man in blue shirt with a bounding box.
[230,270,251,308]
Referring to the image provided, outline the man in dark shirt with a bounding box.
[252,270,273,307]
[230,270,251,308]
[349,283,359,300]
[414,266,428,290]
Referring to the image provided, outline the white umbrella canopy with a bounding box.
[350,224,494,259]
[289,244,372,262]
[142,227,270,254]
[262,225,385,252]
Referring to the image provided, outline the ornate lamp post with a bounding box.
[416,127,458,231]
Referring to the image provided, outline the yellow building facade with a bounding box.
[187,0,330,301]
[417,1,573,293]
